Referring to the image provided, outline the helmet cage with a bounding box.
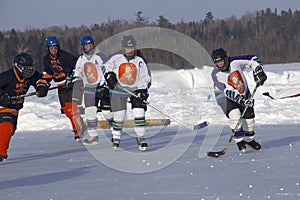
[211,48,229,72]
[15,64,35,78]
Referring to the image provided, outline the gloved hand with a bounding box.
[253,65,267,86]
[0,90,11,106]
[65,75,74,90]
[96,86,109,100]
[135,89,149,101]
[104,72,118,90]
[236,95,254,107]
[36,80,49,97]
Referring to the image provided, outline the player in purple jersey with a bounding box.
[211,48,267,152]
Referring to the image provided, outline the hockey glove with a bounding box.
[135,89,149,101]
[236,95,254,107]
[96,85,109,100]
[65,75,74,90]
[104,72,118,90]
[253,65,267,86]
[36,79,49,97]
[0,90,11,106]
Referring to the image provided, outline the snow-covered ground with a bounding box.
[1,63,300,200]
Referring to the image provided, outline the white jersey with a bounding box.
[73,53,106,87]
[105,54,151,91]
[212,55,262,101]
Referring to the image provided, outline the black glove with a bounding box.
[253,65,267,86]
[36,80,49,97]
[0,90,11,106]
[104,72,118,89]
[236,95,254,107]
[96,86,109,100]
[135,89,149,101]
[65,75,74,90]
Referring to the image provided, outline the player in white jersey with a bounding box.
[211,48,267,152]
[69,35,112,145]
[104,35,151,151]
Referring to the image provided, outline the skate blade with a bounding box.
[239,149,246,154]
[83,136,99,145]
[113,146,119,151]
[83,141,99,145]
[75,138,81,143]
[138,146,147,151]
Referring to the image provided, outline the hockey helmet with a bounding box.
[211,48,229,72]
[45,36,60,47]
[14,52,35,78]
[80,35,95,55]
[121,35,137,48]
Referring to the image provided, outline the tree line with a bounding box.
[0,8,299,72]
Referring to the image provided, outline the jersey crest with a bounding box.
[118,62,137,85]
[228,70,245,94]
[84,62,98,84]
[51,59,66,81]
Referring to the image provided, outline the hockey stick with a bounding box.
[262,92,300,100]
[207,83,260,158]
[11,86,59,100]
[120,87,208,130]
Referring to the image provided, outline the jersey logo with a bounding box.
[228,70,245,94]
[51,59,66,81]
[84,62,98,84]
[118,62,137,85]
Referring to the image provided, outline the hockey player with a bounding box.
[211,48,267,152]
[42,36,85,141]
[104,35,151,151]
[69,35,112,145]
[0,52,49,162]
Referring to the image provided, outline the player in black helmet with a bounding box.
[0,52,48,162]
[211,48,267,153]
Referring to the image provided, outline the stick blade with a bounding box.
[207,150,225,158]
[193,121,208,130]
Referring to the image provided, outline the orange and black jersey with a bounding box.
[0,67,43,110]
[43,50,77,84]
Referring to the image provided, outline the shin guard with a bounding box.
[62,102,83,134]
[0,122,14,157]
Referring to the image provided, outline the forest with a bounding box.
[0,8,299,72]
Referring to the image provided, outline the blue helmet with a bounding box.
[80,35,94,46]
[80,35,95,55]
[45,36,60,47]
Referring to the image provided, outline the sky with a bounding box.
[0,63,299,199]
[1,0,300,31]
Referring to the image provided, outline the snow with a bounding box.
[1,63,300,200]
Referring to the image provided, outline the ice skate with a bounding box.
[83,134,99,145]
[236,140,246,153]
[245,140,261,150]
[112,138,120,151]
[136,136,147,151]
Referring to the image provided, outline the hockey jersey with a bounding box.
[105,53,151,94]
[0,67,43,110]
[211,55,262,104]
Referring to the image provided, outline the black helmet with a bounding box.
[121,35,137,48]
[211,48,229,72]
[14,52,35,78]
